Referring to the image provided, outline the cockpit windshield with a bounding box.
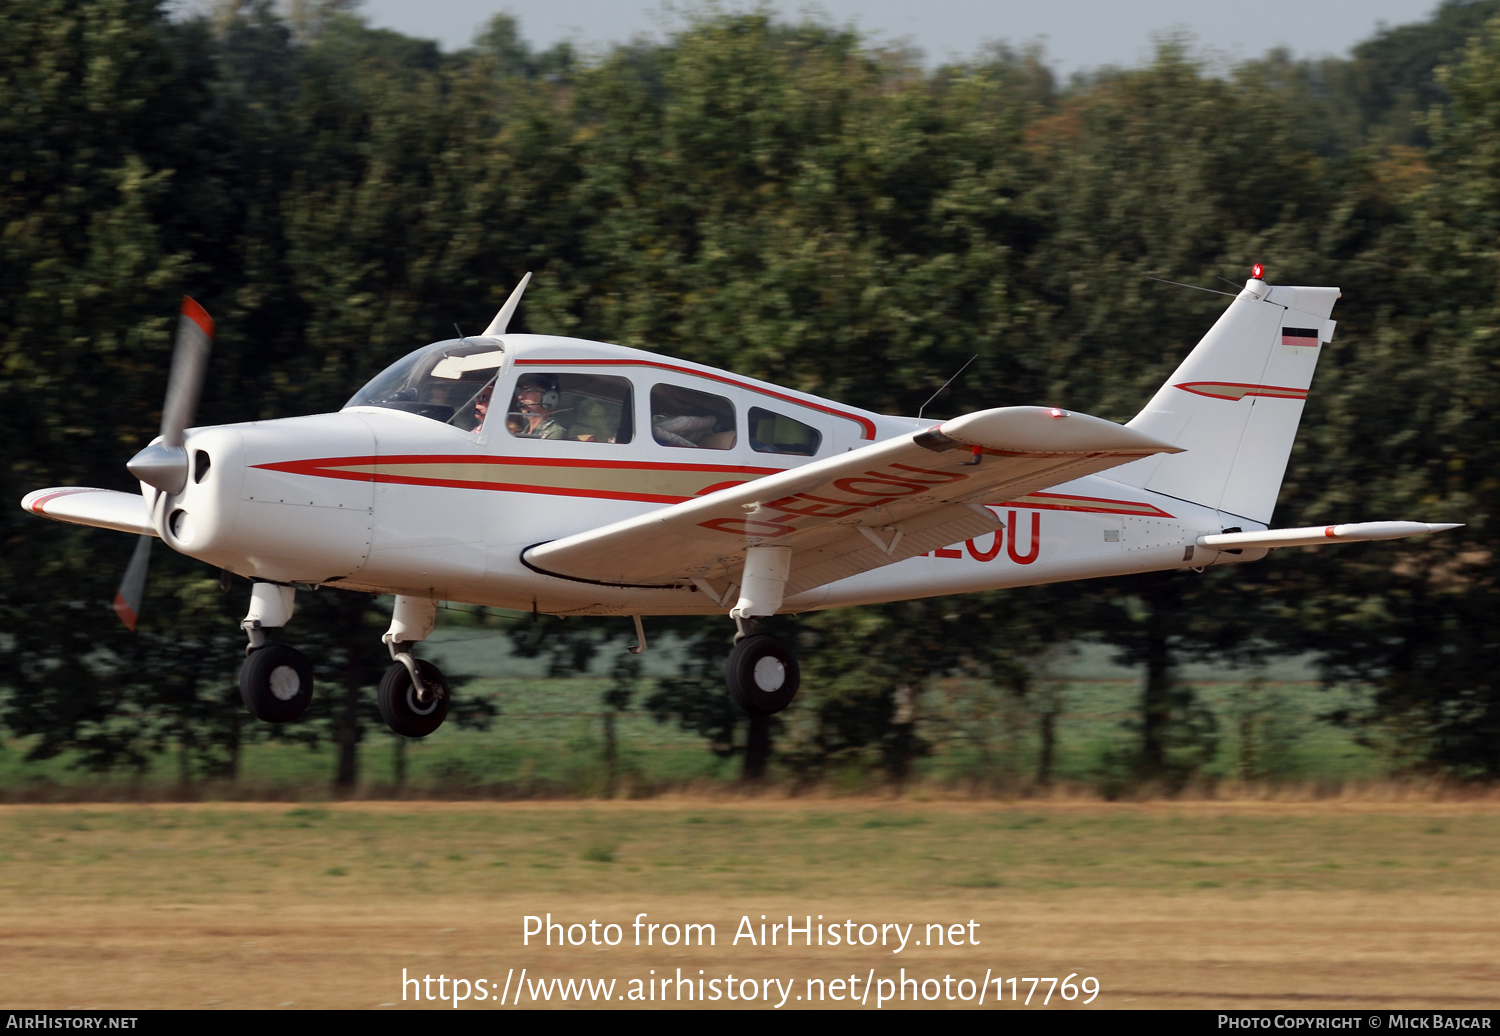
[343,338,504,431]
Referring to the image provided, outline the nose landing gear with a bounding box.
[377,658,450,738]
[378,595,450,738]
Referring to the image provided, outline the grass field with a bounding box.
[2,798,1498,1009]
[0,669,1392,798]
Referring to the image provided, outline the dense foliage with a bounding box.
[4,0,1499,784]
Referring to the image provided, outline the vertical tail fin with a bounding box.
[1107,273,1340,525]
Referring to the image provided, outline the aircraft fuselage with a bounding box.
[156,333,1261,616]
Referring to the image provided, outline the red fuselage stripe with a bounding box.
[250,455,788,505]
[255,455,786,477]
[250,458,1176,515]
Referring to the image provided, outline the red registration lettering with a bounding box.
[763,494,867,518]
[886,463,970,485]
[966,529,1003,561]
[1007,511,1040,564]
[697,517,798,538]
[929,513,1039,563]
[832,476,929,497]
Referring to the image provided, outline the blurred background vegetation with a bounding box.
[3,0,1499,797]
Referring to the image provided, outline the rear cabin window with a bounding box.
[650,384,736,450]
[504,372,634,444]
[748,406,822,456]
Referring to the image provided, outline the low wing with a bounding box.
[523,406,1181,598]
[21,487,157,536]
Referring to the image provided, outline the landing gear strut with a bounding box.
[239,582,314,723]
[378,595,450,738]
[724,545,800,715]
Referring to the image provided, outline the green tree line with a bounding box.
[2,0,1497,786]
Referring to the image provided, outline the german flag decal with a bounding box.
[1174,382,1308,402]
[1281,326,1320,347]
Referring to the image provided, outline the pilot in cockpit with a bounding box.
[508,373,569,439]
[471,382,494,428]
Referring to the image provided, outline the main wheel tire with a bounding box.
[239,644,314,723]
[378,660,450,738]
[725,634,800,715]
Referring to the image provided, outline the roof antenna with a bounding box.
[1145,274,1238,298]
[453,323,468,343]
[917,354,977,420]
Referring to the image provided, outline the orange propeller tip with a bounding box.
[181,295,214,337]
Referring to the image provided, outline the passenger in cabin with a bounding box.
[509,373,569,439]
[652,414,718,447]
[650,384,736,450]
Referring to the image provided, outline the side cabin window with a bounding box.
[504,372,634,444]
[650,384,736,450]
[748,406,822,456]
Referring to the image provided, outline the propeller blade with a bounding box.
[481,272,531,336]
[162,296,213,446]
[111,534,153,632]
[127,296,214,494]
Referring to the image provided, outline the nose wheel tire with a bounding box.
[725,634,799,715]
[378,660,450,738]
[240,644,314,723]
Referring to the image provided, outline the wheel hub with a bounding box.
[406,683,441,716]
[268,665,301,701]
[752,656,786,693]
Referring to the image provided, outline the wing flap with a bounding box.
[783,503,1004,596]
[523,405,1180,593]
[22,487,157,536]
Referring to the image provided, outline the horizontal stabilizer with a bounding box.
[21,487,157,536]
[1198,521,1461,551]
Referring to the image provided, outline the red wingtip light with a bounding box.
[1251,263,1265,281]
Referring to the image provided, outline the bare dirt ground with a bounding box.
[1,798,1497,1010]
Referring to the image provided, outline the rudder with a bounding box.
[1107,272,1339,525]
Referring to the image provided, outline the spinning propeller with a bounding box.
[113,298,215,631]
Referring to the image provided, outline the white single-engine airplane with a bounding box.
[21,266,1458,736]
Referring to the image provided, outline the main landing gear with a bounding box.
[236,585,452,738]
[723,545,800,716]
[239,584,314,723]
[726,632,799,715]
